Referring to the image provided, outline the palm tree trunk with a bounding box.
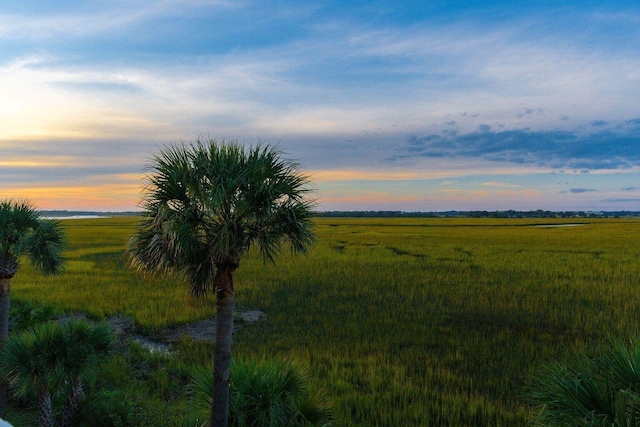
[210,264,236,427]
[61,379,84,427]
[0,277,10,419]
[0,278,10,340]
[38,383,54,427]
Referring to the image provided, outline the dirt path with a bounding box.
[59,309,267,354]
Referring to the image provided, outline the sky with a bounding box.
[1,0,640,212]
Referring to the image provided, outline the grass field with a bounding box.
[9,216,640,426]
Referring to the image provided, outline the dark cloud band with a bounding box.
[394,119,640,171]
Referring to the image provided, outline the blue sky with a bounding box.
[1,0,639,211]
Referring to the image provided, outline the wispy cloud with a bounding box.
[603,198,640,203]
[481,182,520,188]
[3,2,640,142]
[569,188,597,194]
[310,170,423,182]
[0,1,244,41]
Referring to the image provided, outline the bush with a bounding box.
[192,358,334,426]
[529,337,640,426]
[0,320,113,427]
[72,389,135,427]
[9,300,56,332]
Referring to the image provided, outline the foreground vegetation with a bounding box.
[8,216,640,426]
[529,338,640,426]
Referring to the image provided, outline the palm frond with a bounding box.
[0,322,64,399]
[190,364,214,412]
[127,138,316,296]
[599,338,640,392]
[0,329,38,398]
[529,338,640,426]
[0,200,65,275]
[25,219,66,275]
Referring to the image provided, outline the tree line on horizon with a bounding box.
[316,210,640,218]
[38,209,640,219]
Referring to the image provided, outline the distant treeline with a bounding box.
[40,210,140,217]
[316,210,640,218]
[41,209,640,219]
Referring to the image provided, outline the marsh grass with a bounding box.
[14,217,217,331]
[10,217,640,426]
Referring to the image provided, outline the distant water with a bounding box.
[534,223,585,228]
[43,215,110,220]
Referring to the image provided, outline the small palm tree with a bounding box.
[0,320,113,427]
[128,138,315,427]
[529,338,640,426]
[57,321,113,427]
[0,200,65,417]
[192,358,334,427]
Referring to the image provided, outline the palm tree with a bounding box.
[0,200,65,417]
[57,321,113,427]
[0,321,113,427]
[127,138,315,427]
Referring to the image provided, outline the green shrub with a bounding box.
[0,320,113,427]
[73,388,193,427]
[529,337,640,426]
[192,358,334,426]
[9,299,56,332]
[73,389,135,427]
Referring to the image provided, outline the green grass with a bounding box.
[15,217,216,330]
[9,216,640,426]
